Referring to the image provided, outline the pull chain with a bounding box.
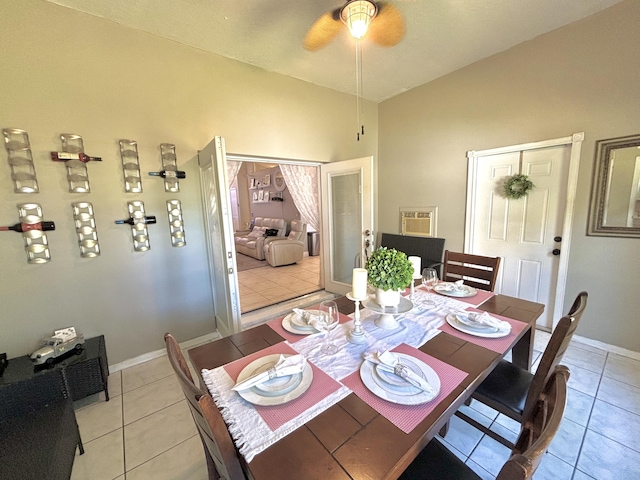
[355,39,365,141]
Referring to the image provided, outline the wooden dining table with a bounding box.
[188,292,543,480]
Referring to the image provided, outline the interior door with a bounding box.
[229,186,240,231]
[466,134,583,330]
[198,136,242,337]
[320,156,374,295]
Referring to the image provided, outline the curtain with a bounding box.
[227,160,242,187]
[279,164,320,232]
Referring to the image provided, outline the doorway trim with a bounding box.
[465,132,584,329]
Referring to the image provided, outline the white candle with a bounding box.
[352,268,368,299]
[408,256,421,278]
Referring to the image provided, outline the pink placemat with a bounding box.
[341,343,468,434]
[223,342,343,431]
[267,306,352,343]
[439,309,528,354]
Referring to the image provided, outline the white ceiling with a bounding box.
[48,0,623,102]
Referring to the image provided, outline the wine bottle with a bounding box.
[114,216,157,225]
[0,221,56,232]
[148,170,186,179]
[50,152,102,163]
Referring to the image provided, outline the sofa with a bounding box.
[234,217,286,260]
[264,220,307,267]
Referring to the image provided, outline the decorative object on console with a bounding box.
[149,143,183,193]
[30,327,85,366]
[119,139,143,193]
[503,174,534,199]
[71,202,100,258]
[51,134,102,193]
[365,246,413,308]
[271,192,284,201]
[166,199,186,247]
[1,203,53,263]
[114,201,155,251]
[2,128,39,193]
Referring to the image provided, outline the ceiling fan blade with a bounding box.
[367,2,406,47]
[303,9,343,51]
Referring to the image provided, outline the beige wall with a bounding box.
[378,0,640,351]
[0,0,377,363]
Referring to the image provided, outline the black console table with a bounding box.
[0,335,109,401]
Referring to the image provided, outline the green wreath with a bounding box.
[503,174,535,199]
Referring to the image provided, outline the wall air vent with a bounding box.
[400,207,438,237]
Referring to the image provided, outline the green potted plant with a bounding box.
[365,246,414,307]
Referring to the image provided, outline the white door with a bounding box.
[466,134,583,329]
[198,136,242,337]
[320,156,374,295]
[229,187,240,231]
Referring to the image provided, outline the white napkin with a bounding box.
[363,350,436,394]
[292,308,322,326]
[437,281,465,292]
[232,354,307,391]
[455,311,511,331]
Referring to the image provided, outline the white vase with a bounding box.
[375,288,401,308]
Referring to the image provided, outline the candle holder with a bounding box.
[346,292,368,344]
[410,274,421,300]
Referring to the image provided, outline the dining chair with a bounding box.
[441,250,501,292]
[456,291,588,448]
[399,365,570,480]
[164,333,246,480]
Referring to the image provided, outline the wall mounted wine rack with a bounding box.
[158,143,181,193]
[17,203,52,263]
[166,199,186,247]
[58,134,94,193]
[2,128,39,193]
[119,139,143,193]
[71,202,100,257]
[115,201,154,252]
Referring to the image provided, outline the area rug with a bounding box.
[236,253,268,272]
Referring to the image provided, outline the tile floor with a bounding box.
[70,329,640,480]
[237,255,321,313]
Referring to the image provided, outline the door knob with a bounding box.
[554,236,562,242]
[552,249,561,256]
[364,230,371,236]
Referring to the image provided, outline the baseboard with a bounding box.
[571,333,640,362]
[108,331,221,373]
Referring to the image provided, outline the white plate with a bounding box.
[235,354,313,406]
[433,283,478,298]
[360,353,440,405]
[446,313,511,338]
[281,312,320,335]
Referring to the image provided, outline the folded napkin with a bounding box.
[455,311,511,331]
[232,354,307,391]
[363,351,436,394]
[437,280,465,292]
[292,308,322,325]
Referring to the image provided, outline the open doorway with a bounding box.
[227,156,323,315]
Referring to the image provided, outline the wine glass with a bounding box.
[421,268,439,305]
[318,301,340,355]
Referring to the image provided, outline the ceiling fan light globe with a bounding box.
[341,0,377,40]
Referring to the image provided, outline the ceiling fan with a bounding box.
[304,0,406,51]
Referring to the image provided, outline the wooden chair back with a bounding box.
[164,333,245,480]
[521,291,587,422]
[497,365,570,479]
[441,250,502,292]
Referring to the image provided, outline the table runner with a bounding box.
[438,308,528,354]
[202,342,349,462]
[341,343,468,433]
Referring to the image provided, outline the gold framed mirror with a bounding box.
[587,134,640,237]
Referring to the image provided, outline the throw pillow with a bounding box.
[264,228,279,237]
